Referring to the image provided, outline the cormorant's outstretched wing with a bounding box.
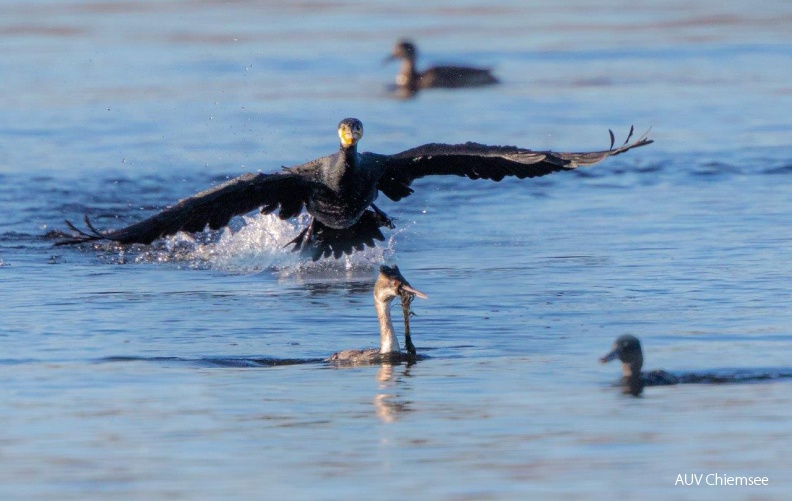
[56,172,310,246]
[376,127,652,201]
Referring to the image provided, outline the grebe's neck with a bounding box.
[375,297,400,354]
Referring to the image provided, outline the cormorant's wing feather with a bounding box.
[377,127,652,201]
[286,209,392,262]
[56,172,309,246]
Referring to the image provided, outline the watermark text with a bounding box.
[675,473,768,487]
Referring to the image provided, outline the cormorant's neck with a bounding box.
[339,143,358,164]
[324,144,358,191]
[621,359,642,379]
[397,58,418,86]
[375,296,400,354]
[619,357,644,396]
[622,375,644,396]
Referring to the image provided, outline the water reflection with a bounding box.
[95,354,426,372]
[296,279,374,298]
[373,362,416,423]
[97,354,419,422]
[97,355,324,368]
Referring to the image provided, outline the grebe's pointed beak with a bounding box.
[401,283,427,299]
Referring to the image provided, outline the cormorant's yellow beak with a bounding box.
[338,123,363,147]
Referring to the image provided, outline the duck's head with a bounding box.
[337,118,363,149]
[386,40,417,62]
[375,264,428,304]
[600,334,644,378]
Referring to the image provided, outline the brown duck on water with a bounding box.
[57,118,652,260]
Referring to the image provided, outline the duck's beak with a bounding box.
[599,346,620,364]
[383,54,397,65]
[401,283,428,299]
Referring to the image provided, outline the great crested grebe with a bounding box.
[328,265,427,365]
[57,118,651,260]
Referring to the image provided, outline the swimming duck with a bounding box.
[386,39,499,95]
[328,264,427,365]
[56,118,652,260]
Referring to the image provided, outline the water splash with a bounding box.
[124,213,398,275]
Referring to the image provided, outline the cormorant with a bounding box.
[328,264,427,365]
[56,117,653,260]
[600,334,792,396]
[600,334,678,395]
[386,39,499,95]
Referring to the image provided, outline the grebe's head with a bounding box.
[375,264,428,303]
[337,118,363,148]
[600,334,644,374]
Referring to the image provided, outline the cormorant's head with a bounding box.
[387,40,417,62]
[600,334,644,377]
[337,118,363,149]
[375,264,428,303]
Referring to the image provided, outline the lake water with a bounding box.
[2,0,792,499]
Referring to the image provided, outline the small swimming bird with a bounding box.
[600,334,792,396]
[328,264,427,365]
[56,118,652,260]
[386,39,498,95]
[600,335,678,395]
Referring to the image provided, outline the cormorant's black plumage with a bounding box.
[600,334,792,396]
[56,118,653,260]
[386,40,499,96]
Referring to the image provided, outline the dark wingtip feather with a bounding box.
[54,215,106,246]
[289,209,394,260]
[83,214,104,236]
[63,219,81,234]
[624,125,635,146]
[609,126,653,156]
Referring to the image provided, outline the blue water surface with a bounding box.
[1,1,792,499]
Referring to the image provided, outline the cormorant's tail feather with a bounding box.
[286,209,393,261]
